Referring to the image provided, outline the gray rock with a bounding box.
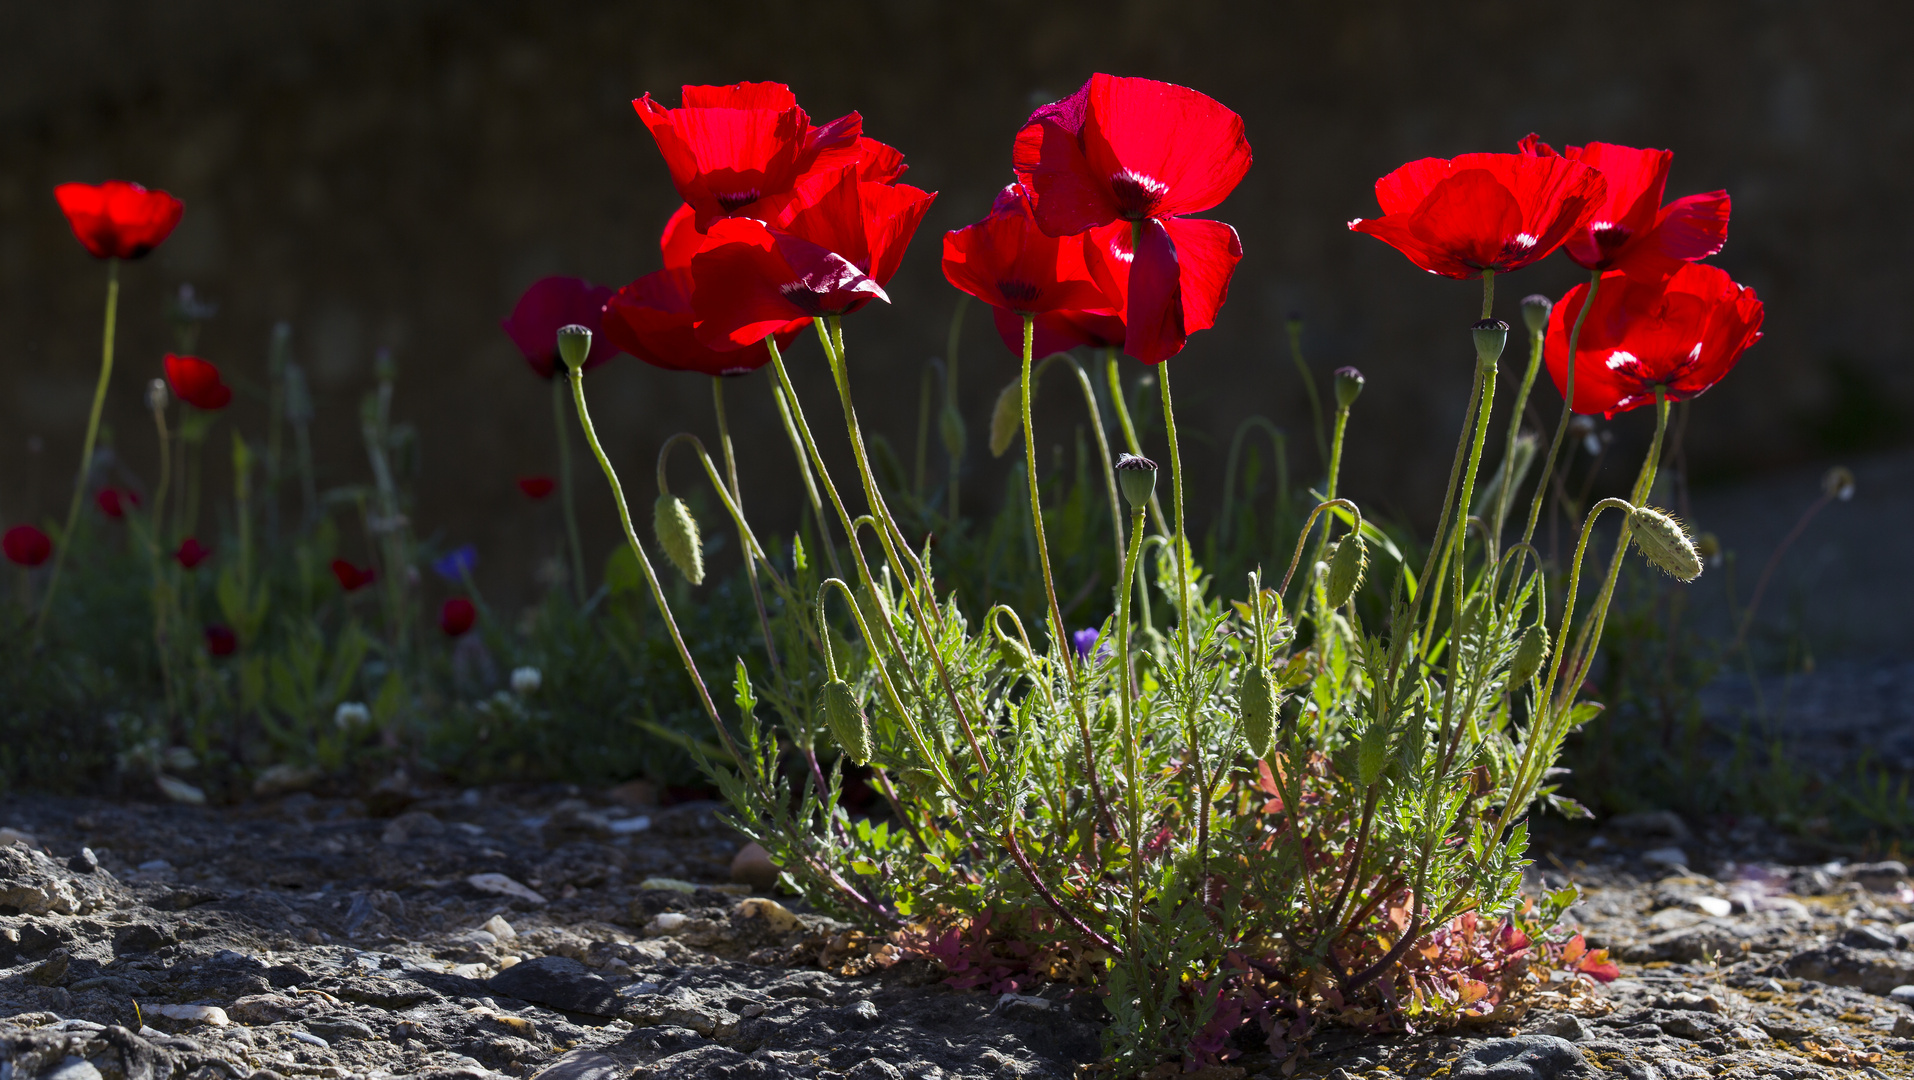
[29,947,72,986]
[1782,943,1914,994]
[1843,860,1909,893]
[486,956,624,1018]
[847,1061,904,1080]
[0,844,116,916]
[43,1057,105,1080]
[1452,1034,1589,1079]
[1889,984,1914,1003]
[530,1051,622,1080]
[306,1017,377,1042]
[839,999,882,1030]
[1535,1013,1589,1042]
[67,848,99,875]
[1843,924,1901,951]
[1607,810,1691,840]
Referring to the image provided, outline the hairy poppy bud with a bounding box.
[1333,366,1365,409]
[147,377,169,412]
[988,378,1021,457]
[1509,624,1548,686]
[1521,294,1552,335]
[653,494,704,585]
[1324,533,1367,608]
[819,678,872,765]
[1471,319,1509,367]
[939,403,966,462]
[1239,667,1276,760]
[556,324,593,373]
[1629,506,1703,581]
[1115,453,1158,511]
[1822,465,1855,502]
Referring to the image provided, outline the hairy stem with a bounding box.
[36,257,120,640]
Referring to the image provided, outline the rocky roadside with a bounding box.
[4,788,1914,1079]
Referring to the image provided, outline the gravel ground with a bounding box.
[6,786,1914,1079]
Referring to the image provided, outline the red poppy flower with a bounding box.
[439,597,477,637]
[1544,262,1763,418]
[3,525,52,567]
[992,306,1127,360]
[943,184,1111,315]
[331,559,376,592]
[204,625,238,656]
[174,536,212,569]
[1348,150,1606,279]
[1012,74,1251,364]
[635,82,867,230]
[164,354,232,410]
[688,166,936,349]
[517,476,556,500]
[1517,136,1731,277]
[501,276,619,378]
[96,488,139,519]
[54,181,184,260]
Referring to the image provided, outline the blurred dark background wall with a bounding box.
[3,0,1908,614]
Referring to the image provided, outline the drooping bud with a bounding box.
[819,678,872,765]
[1509,624,1549,686]
[1333,366,1365,410]
[988,378,1022,457]
[1521,294,1553,335]
[556,324,593,374]
[652,494,705,585]
[1114,453,1158,511]
[1324,533,1368,608]
[147,377,169,412]
[1471,319,1509,367]
[1629,506,1703,581]
[1239,667,1276,759]
[1822,465,1856,502]
[939,403,966,462]
[1696,532,1722,568]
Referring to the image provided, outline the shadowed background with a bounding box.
[3,0,1907,650]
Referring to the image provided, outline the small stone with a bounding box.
[1451,1035,1585,1079]
[1845,861,1909,893]
[381,810,444,846]
[155,774,207,805]
[608,815,651,835]
[648,912,690,935]
[466,873,548,905]
[638,876,699,893]
[1844,925,1901,951]
[67,848,100,874]
[731,842,779,890]
[306,1017,375,1041]
[840,999,881,1030]
[44,1057,105,1080]
[1889,984,1914,1004]
[486,955,624,1018]
[530,1051,622,1080]
[1692,897,1733,917]
[1642,846,1690,869]
[1607,809,1691,840]
[1535,1013,1589,1042]
[29,948,71,986]
[1897,1015,1914,1038]
[252,764,320,798]
[736,897,801,933]
[846,1061,904,1080]
[481,914,517,941]
[152,1003,231,1026]
[289,1030,329,1048]
[608,779,658,807]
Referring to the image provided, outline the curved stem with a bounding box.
[1219,417,1287,551]
[554,375,587,605]
[36,257,120,639]
[1278,499,1363,597]
[1493,318,1546,550]
[1520,269,1602,549]
[1157,359,1212,890]
[769,371,843,581]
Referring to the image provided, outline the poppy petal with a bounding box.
[1124,218,1185,364]
[690,220,885,349]
[1160,217,1243,335]
[1078,75,1250,221]
[1651,190,1732,263]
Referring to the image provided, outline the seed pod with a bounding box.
[1521,294,1553,335]
[652,494,705,585]
[1324,533,1368,608]
[1471,318,1508,366]
[556,324,593,373]
[1240,667,1276,760]
[1509,624,1549,686]
[1333,366,1366,409]
[1629,506,1703,581]
[819,678,872,764]
[988,378,1022,457]
[1114,453,1158,511]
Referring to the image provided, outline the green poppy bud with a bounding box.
[939,403,966,462]
[989,378,1022,457]
[147,378,169,412]
[1324,533,1367,608]
[1333,366,1365,410]
[1509,623,1549,686]
[1521,294,1552,335]
[1629,506,1703,581]
[1471,319,1508,367]
[819,678,872,765]
[652,494,704,585]
[1114,453,1158,511]
[556,324,593,373]
[1240,666,1276,760]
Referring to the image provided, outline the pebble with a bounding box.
[1889,984,1914,1004]
[607,815,651,835]
[289,1030,330,1048]
[1691,896,1733,917]
[1642,846,1690,869]
[730,841,779,889]
[1450,1034,1585,1080]
[530,1051,622,1080]
[151,1004,230,1026]
[481,914,517,941]
[1842,924,1901,951]
[638,877,698,893]
[43,1057,105,1080]
[466,873,548,905]
[736,896,801,933]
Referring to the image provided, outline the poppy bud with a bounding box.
[939,403,966,462]
[1471,319,1509,367]
[1333,366,1365,410]
[1114,453,1158,511]
[988,378,1021,457]
[1324,533,1367,608]
[1509,624,1549,686]
[652,494,704,585]
[1628,506,1703,581]
[1239,666,1275,760]
[1521,294,1552,335]
[556,324,594,374]
[147,378,168,412]
[819,678,872,765]
[1822,465,1856,502]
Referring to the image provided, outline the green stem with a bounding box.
[769,374,843,581]
[1493,317,1546,551]
[554,375,588,605]
[1104,348,1170,536]
[946,295,968,522]
[712,377,779,669]
[1157,359,1209,887]
[1519,269,1602,549]
[1286,319,1329,470]
[36,257,120,639]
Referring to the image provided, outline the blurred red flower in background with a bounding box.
[1012,74,1250,363]
[174,536,212,569]
[331,559,376,591]
[501,276,619,378]
[54,181,184,260]
[1518,136,1731,277]
[164,354,233,410]
[3,525,52,567]
[517,476,556,500]
[204,625,238,656]
[96,488,139,519]
[1545,262,1764,418]
[1349,150,1605,279]
[439,597,477,637]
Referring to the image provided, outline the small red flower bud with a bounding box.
[440,597,477,637]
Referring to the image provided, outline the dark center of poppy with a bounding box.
[1589,222,1633,259]
[1109,169,1169,220]
[999,280,1042,307]
[716,189,763,214]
